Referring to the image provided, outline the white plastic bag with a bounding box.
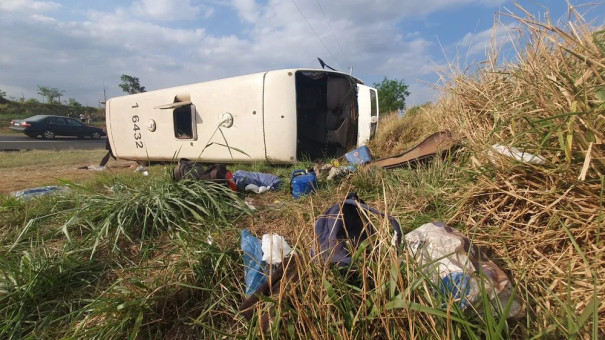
[490,144,545,164]
[261,234,292,264]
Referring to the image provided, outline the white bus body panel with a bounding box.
[263,71,298,162]
[106,73,268,162]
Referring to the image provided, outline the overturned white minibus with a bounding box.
[105,69,379,163]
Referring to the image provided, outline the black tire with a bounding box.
[91,131,101,139]
[42,130,55,139]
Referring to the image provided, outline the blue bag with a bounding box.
[233,171,282,191]
[290,169,317,199]
[240,230,268,295]
[312,193,402,265]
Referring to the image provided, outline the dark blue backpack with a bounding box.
[313,193,402,265]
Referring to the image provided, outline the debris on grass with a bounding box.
[10,185,70,200]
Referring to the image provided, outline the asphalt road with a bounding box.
[0,135,106,151]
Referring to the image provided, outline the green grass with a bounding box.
[0,171,252,339]
[0,248,105,339]
[0,149,108,169]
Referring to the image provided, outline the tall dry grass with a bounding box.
[367,103,438,159]
[277,3,605,338]
[431,4,604,176]
[416,3,605,337]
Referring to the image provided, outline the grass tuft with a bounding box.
[63,176,248,256]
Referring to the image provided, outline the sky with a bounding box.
[0,0,602,108]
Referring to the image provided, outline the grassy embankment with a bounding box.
[0,5,603,339]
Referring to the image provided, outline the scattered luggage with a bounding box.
[290,169,317,199]
[405,222,523,319]
[312,192,402,265]
[238,199,524,333]
[239,254,300,331]
[241,230,293,295]
[172,159,236,190]
[241,230,268,296]
[345,145,372,165]
[232,170,282,191]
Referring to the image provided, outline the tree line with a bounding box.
[0,74,145,106]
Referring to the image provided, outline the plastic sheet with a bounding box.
[10,186,69,200]
[490,144,545,164]
[241,230,268,295]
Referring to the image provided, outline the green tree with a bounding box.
[373,77,410,113]
[0,89,9,104]
[37,85,65,104]
[119,74,146,94]
[67,98,82,107]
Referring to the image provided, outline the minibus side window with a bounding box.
[174,105,194,139]
[370,89,377,117]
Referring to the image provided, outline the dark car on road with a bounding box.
[9,115,106,139]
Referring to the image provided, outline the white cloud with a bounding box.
[457,23,516,57]
[303,0,506,22]
[231,0,260,23]
[0,0,60,12]
[30,13,56,23]
[131,0,210,21]
[407,82,439,107]
[0,0,514,106]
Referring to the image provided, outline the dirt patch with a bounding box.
[0,159,137,194]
